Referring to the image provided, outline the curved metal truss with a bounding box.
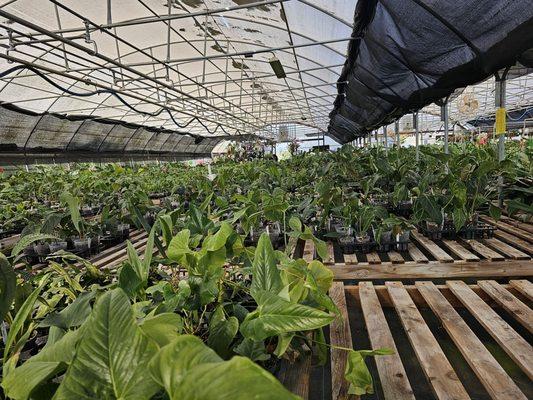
[0,0,355,154]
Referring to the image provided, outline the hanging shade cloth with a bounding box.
[328,0,533,143]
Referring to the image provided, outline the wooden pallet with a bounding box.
[296,217,532,280]
[282,279,533,399]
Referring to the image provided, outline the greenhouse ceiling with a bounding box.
[0,0,531,158]
[0,0,354,158]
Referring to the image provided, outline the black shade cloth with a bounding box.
[0,102,228,160]
[328,0,533,143]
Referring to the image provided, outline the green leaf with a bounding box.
[53,289,159,400]
[312,238,328,261]
[489,204,502,220]
[4,274,49,362]
[118,263,143,298]
[453,207,467,232]
[204,222,233,252]
[288,216,302,232]
[2,328,83,400]
[168,229,192,261]
[307,260,333,294]
[142,225,156,278]
[170,356,300,400]
[11,233,58,257]
[251,233,282,299]
[39,291,95,330]
[150,335,222,399]
[208,313,239,359]
[234,338,270,362]
[0,253,16,323]
[274,333,294,357]
[240,290,334,341]
[345,348,394,395]
[60,191,82,236]
[139,313,183,347]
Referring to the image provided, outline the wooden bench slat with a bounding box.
[441,240,480,262]
[480,216,533,243]
[359,282,415,400]
[500,216,533,234]
[509,280,533,302]
[366,252,381,264]
[302,240,315,263]
[483,238,530,260]
[323,241,335,264]
[387,250,405,264]
[478,280,533,333]
[278,357,311,399]
[343,253,358,264]
[493,230,533,256]
[386,281,469,400]
[407,243,429,263]
[411,231,454,263]
[447,280,533,380]
[416,281,527,399]
[329,282,353,400]
[463,240,505,261]
[330,259,533,280]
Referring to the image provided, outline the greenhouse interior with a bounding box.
[0,1,532,399]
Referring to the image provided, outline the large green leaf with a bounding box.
[11,233,58,257]
[345,349,394,395]
[139,313,182,347]
[204,222,233,252]
[240,290,334,341]
[4,274,49,362]
[53,289,159,400]
[150,335,222,399]
[207,307,238,358]
[2,328,82,400]
[0,253,16,323]
[171,356,300,400]
[167,229,192,261]
[251,233,282,299]
[39,291,95,330]
[60,191,82,236]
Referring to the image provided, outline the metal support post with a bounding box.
[495,75,507,207]
[442,102,449,154]
[414,113,419,162]
[395,120,400,148]
[383,126,388,149]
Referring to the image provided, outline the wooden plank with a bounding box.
[343,252,358,265]
[509,280,533,302]
[478,280,533,333]
[480,215,533,243]
[447,280,533,380]
[483,238,530,260]
[493,230,533,256]
[411,230,454,263]
[417,281,527,399]
[387,250,405,264]
[386,281,469,400]
[329,260,533,280]
[464,240,504,261]
[441,239,480,262]
[278,357,311,399]
[302,240,315,263]
[366,251,381,264]
[359,282,415,400]
[500,216,533,234]
[407,243,429,263]
[329,282,354,400]
[346,284,514,309]
[323,241,335,264]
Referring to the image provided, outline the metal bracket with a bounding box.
[83,20,98,55]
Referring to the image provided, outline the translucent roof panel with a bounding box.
[0,0,356,155]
